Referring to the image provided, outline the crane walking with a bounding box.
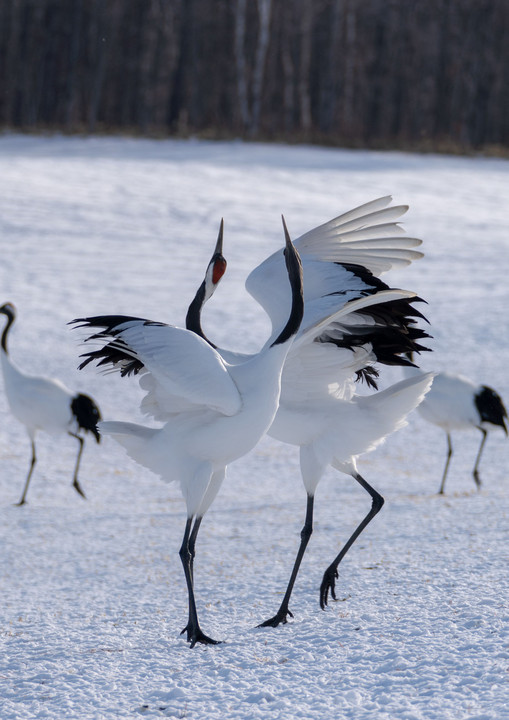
[411,365,507,493]
[0,302,101,505]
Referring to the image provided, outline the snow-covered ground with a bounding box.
[0,135,508,720]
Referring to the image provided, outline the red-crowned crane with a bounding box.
[72,218,423,646]
[0,302,101,506]
[185,199,433,627]
[414,367,507,493]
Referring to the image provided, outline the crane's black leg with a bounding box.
[258,494,314,628]
[68,432,87,499]
[320,473,384,609]
[472,429,487,490]
[16,440,36,506]
[438,433,453,495]
[179,516,220,647]
[186,516,202,586]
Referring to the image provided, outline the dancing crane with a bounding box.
[73,218,423,645]
[0,302,101,506]
[185,198,433,627]
[71,220,308,647]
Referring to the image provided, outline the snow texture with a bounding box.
[0,135,508,719]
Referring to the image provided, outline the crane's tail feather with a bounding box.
[99,420,160,467]
[353,372,435,454]
[71,393,102,442]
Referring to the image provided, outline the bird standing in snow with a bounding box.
[72,220,310,647]
[0,302,101,506]
[186,198,433,627]
[407,360,507,494]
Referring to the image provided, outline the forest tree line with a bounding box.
[0,0,508,151]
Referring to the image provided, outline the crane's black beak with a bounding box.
[281,215,291,248]
[214,219,224,255]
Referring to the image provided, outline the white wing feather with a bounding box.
[294,196,422,272]
[246,196,423,333]
[277,289,417,405]
[110,322,242,417]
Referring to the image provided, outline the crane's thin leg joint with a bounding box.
[179,516,220,647]
[258,493,314,628]
[439,433,453,494]
[16,440,37,506]
[68,432,87,499]
[320,473,384,609]
[472,429,487,490]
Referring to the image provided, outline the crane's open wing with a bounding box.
[246,196,423,335]
[72,315,242,418]
[293,196,422,273]
[279,289,429,405]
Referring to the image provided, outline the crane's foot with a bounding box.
[14,499,26,507]
[72,479,87,499]
[257,608,294,628]
[473,471,482,490]
[180,623,221,648]
[320,567,339,610]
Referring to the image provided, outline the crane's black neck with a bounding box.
[271,247,304,347]
[0,306,15,354]
[185,281,217,349]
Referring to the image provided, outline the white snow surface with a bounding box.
[0,135,508,719]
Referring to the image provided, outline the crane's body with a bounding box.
[414,369,507,493]
[98,331,296,517]
[0,302,101,505]
[73,220,310,647]
[185,198,433,625]
[418,372,481,430]
[1,353,79,434]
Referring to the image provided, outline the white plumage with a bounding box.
[0,302,101,505]
[72,221,312,647]
[412,367,507,493]
[185,198,433,626]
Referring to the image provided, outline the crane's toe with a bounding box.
[72,479,87,499]
[181,623,221,647]
[257,608,294,628]
[320,567,339,609]
[189,630,222,648]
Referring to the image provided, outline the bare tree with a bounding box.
[1,0,508,150]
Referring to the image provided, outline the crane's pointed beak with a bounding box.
[214,219,224,255]
[281,215,291,248]
[211,219,226,285]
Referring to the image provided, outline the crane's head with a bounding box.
[203,218,227,301]
[270,216,304,347]
[0,302,16,320]
[185,220,227,345]
[0,302,17,353]
[281,215,303,292]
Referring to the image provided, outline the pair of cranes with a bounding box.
[1,197,506,647]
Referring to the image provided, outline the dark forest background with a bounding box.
[1,0,508,152]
